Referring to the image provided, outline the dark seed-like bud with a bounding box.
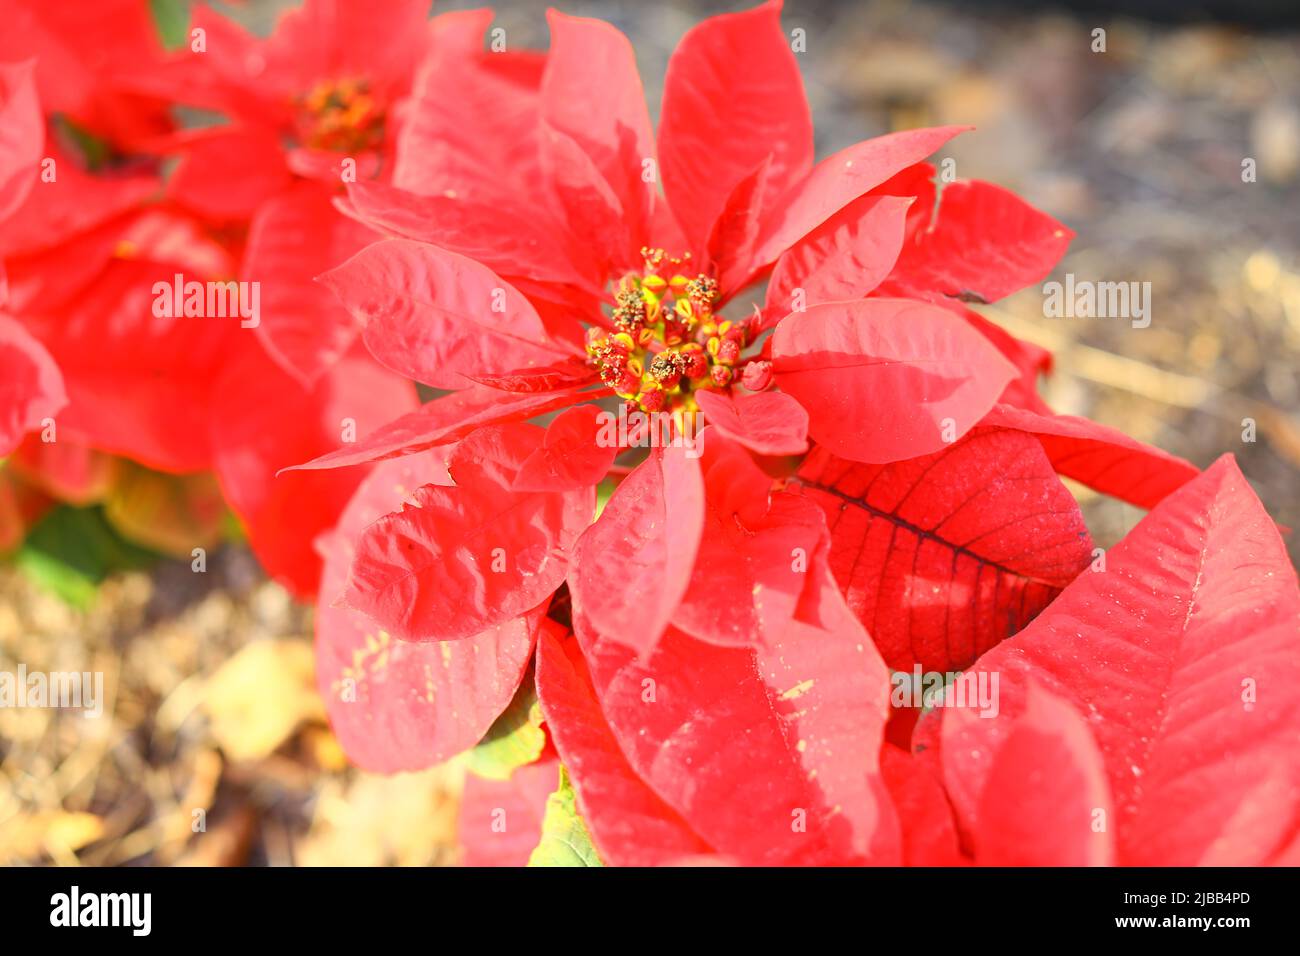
[649,351,684,389]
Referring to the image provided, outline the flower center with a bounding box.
[294,77,386,153]
[585,248,751,417]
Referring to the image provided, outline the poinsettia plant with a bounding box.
[285,2,1300,866]
[0,0,1295,868]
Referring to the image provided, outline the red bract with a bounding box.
[552,541,899,865]
[0,59,41,225]
[880,745,965,867]
[458,757,559,867]
[795,426,1093,673]
[928,455,1300,866]
[315,449,542,773]
[771,298,1018,462]
[966,684,1115,867]
[0,59,61,456]
[566,444,704,656]
[211,345,417,597]
[342,423,592,642]
[533,630,708,866]
[0,314,65,457]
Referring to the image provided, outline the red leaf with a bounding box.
[244,181,377,386]
[114,207,234,277]
[395,10,547,203]
[659,0,812,256]
[574,551,900,865]
[132,4,275,123]
[869,161,938,239]
[316,451,541,773]
[322,238,568,389]
[694,388,808,457]
[538,125,639,280]
[540,10,654,267]
[796,427,1093,672]
[0,143,156,259]
[4,206,233,316]
[165,126,290,223]
[458,758,559,867]
[690,426,777,526]
[512,404,617,493]
[343,180,589,288]
[765,195,913,317]
[568,444,704,657]
[964,684,1115,866]
[211,346,418,599]
[467,359,595,394]
[981,403,1199,509]
[877,180,1073,305]
[0,0,172,146]
[771,298,1017,463]
[936,455,1300,865]
[706,155,776,298]
[343,423,593,642]
[0,59,41,222]
[19,259,237,472]
[880,744,966,866]
[0,314,65,457]
[673,481,825,649]
[752,125,968,267]
[535,628,712,865]
[283,384,594,473]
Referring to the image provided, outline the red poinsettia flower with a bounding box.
[0,2,418,595]
[155,0,545,389]
[277,1,1294,869]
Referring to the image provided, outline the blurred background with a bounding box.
[2,0,1297,865]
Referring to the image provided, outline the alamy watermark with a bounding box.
[1043,273,1151,329]
[890,665,1000,718]
[50,886,150,936]
[151,273,260,328]
[0,664,104,718]
[594,405,703,459]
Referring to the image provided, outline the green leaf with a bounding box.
[15,506,159,608]
[527,766,603,867]
[149,0,191,50]
[221,508,248,544]
[466,669,547,781]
